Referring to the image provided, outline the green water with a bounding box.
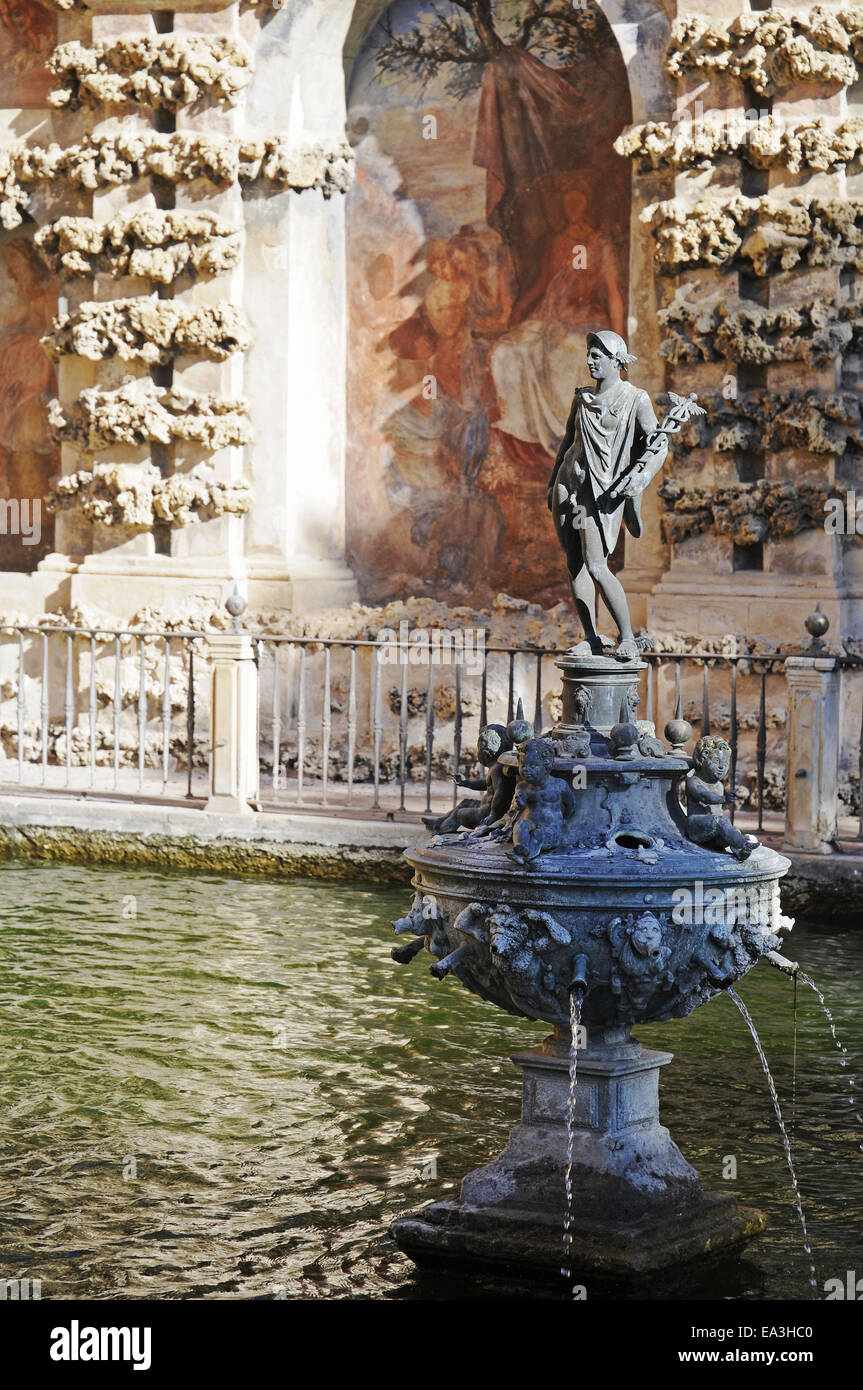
[0,861,860,1301]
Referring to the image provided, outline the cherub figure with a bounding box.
[685,735,757,861]
[423,723,514,834]
[508,737,576,864]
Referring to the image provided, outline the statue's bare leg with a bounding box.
[582,517,638,660]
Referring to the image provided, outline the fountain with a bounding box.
[387,332,796,1281]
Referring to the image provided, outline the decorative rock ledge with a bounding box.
[49,381,252,454]
[41,298,251,365]
[47,35,253,112]
[666,9,863,96]
[659,288,861,366]
[47,462,253,529]
[0,134,355,231]
[665,388,863,457]
[36,209,241,283]
[658,477,839,547]
[644,192,863,276]
[616,114,863,175]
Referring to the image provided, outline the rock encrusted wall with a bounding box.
[0,133,353,230]
[41,299,251,364]
[35,209,242,282]
[47,35,253,110]
[0,0,357,600]
[665,9,863,95]
[49,382,251,453]
[47,464,253,529]
[614,4,863,641]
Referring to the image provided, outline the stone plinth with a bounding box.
[783,655,840,855]
[555,654,646,748]
[391,1035,765,1281]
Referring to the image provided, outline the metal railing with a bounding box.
[0,622,860,834]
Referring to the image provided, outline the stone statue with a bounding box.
[508,737,577,864]
[423,723,515,834]
[685,735,757,860]
[548,330,705,661]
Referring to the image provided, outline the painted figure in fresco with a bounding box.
[508,737,576,864]
[548,332,705,661]
[685,735,757,861]
[422,722,515,833]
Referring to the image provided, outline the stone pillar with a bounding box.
[783,656,840,855]
[205,631,259,815]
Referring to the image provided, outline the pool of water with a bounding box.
[0,860,860,1301]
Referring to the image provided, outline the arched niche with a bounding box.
[343,0,672,607]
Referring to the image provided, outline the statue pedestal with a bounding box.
[391,1036,765,1282]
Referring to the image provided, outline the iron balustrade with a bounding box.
[0,622,860,834]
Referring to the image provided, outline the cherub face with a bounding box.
[518,738,554,783]
[695,737,731,782]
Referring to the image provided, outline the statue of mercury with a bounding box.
[547,330,701,662]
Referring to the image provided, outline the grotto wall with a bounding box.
[613,1,863,644]
[0,0,359,620]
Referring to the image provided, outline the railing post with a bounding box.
[205,630,260,816]
[783,654,840,855]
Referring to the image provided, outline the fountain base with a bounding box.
[391,1037,766,1280]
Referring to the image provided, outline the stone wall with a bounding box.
[612,1,863,646]
[0,1,860,664]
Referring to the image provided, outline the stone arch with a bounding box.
[341,0,668,606]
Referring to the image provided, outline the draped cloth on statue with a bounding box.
[558,380,647,555]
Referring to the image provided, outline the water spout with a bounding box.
[429,945,468,980]
[765,949,799,977]
[569,953,590,1003]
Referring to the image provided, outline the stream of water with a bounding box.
[561,992,582,1291]
[726,987,818,1297]
[0,861,861,1300]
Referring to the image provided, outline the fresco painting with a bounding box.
[347,0,631,606]
[0,1,55,108]
[0,3,58,571]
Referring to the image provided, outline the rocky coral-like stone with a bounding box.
[666,387,863,457]
[658,476,840,546]
[643,191,863,275]
[152,474,252,526]
[658,284,862,366]
[46,461,252,528]
[41,298,251,364]
[47,35,253,112]
[48,380,252,454]
[35,209,241,283]
[0,133,355,232]
[616,113,863,174]
[666,9,863,96]
[47,462,162,529]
